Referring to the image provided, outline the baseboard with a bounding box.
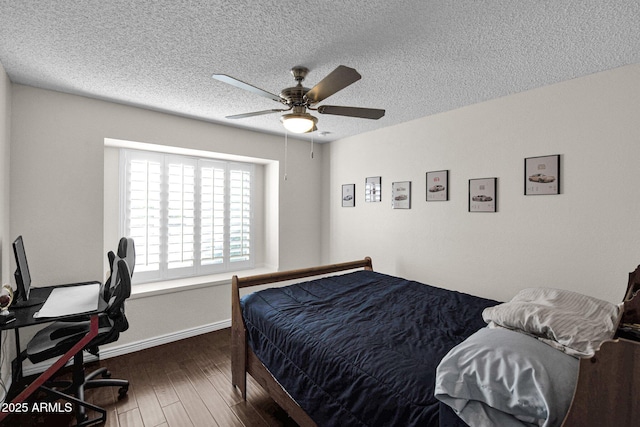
[22,319,231,377]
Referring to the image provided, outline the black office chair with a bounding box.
[25,237,134,425]
[99,237,135,303]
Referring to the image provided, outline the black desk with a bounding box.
[0,282,105,424]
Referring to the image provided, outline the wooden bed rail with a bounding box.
[231,257,373,403]
[233,257,373,289]
[561,266,640,426]
[561,337,640,426]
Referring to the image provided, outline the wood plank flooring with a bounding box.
[4,329,299,427]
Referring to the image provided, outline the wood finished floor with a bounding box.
[5,329,299,427]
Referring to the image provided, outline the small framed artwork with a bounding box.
[469,178,497,212]
[426,170,449,201]
[342,184,355,207]
[525,154,560,195]
[365,176,382,202]
[392,181,411,209]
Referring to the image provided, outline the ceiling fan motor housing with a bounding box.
[279,66,311,105]
[279,85,309,105]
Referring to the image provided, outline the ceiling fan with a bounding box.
[212,65,385,134]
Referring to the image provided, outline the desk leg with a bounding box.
[0,316,100,423]
[12,328,22,386]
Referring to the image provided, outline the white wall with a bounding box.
[9,85,325,351]
[0,64,10,291]
[0,61,13,399]
[328,64,640,304]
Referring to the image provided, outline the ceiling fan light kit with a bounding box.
[281,112,318,134]
[212,65,385,134]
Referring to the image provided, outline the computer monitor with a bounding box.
[12,236,44,308]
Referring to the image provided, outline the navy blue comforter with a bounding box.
[241,270,498,427]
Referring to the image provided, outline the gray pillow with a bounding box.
[435,327,579,427]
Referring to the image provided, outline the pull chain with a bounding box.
[310,133,314,159]
[284,130,288,181]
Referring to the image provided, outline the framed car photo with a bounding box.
[525,154,560,195]
[426,170,449,201]
[392,181,411,209]
[365,176,382,202]
[469,178,497,212]
[342,184,355,207]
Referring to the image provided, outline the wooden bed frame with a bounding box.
[231,257,640,427]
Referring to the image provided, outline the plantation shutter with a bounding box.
[229,166,252,264]
[124,151,162,281]
[121,149,254,283]
[166,157,196,278]
[199,160,226,268]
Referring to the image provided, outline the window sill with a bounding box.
[129,266,278,300]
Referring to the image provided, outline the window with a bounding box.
[121,149,254,283]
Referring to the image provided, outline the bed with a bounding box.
[231,257,640,426]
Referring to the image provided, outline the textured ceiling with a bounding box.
[0,1,638,142]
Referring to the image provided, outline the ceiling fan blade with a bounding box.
[317,105,385,120]
[212,74,282,103]
[304,65,362,104]
[226,109,287,119]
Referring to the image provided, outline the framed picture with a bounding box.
[525,154,560,195]
[342,184,355,207]
[392,181,411,209]
[426,170,449,201]
[365,176,382,202]
[469,178,497,212]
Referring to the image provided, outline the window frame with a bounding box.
[120,148,255,284]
